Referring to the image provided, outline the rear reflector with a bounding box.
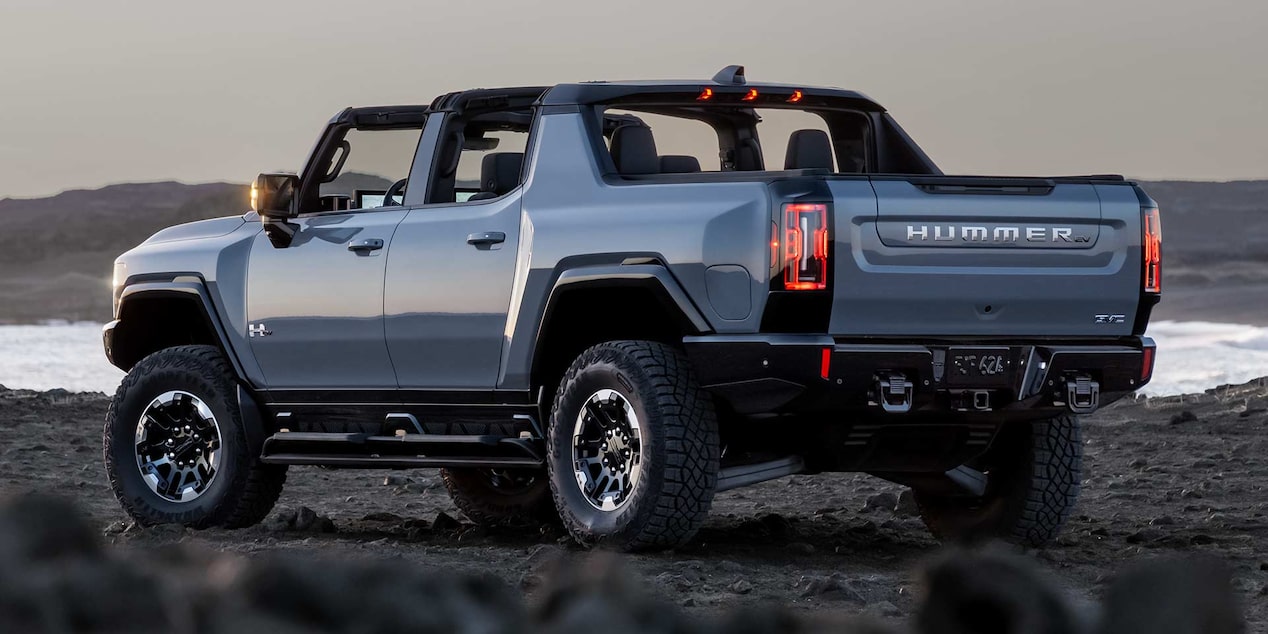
[820,347,832,379]
[782,203,829,291]
[1143,207,1161,293]
[1141,346,1155,382]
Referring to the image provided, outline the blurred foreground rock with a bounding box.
[0,493,1246,633]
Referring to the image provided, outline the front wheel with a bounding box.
[547,341,719,551]
[914,414,1082,547]
[104,345,286,528]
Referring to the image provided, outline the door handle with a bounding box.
[466,231,506,246]
[347,238,384,253]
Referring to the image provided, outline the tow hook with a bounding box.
[876,373,914,413]
[1064,376,1100,414]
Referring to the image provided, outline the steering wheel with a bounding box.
[384,178,408,206]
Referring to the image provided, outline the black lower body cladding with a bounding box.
[683,334,1155,417]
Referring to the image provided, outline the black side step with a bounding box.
[717,456,805,492]
[261,455,543,469]
[259,432,544,469]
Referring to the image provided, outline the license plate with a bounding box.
[946,347,1013,387]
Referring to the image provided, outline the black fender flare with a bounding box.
[527,262,712,388]
[104,278,248,381]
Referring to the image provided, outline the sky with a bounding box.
[0,0,1265,198]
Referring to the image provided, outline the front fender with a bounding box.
[106,279,249,382]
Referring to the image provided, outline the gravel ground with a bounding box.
[1,380,1264,632]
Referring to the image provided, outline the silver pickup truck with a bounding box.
[103,66,1160,551]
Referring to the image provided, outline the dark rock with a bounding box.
[432,512,461,532]
[1149,516,1176,526]
[1097,557,1241,634]
[144,523,188,539]
[918,549,1077,634]
[0,494,100,565]
[864,491,899,512]
[1126,528,1164,544]
[895,489,919,517]
[265,508,298,532]
[361,512,404,523]
[533,553,688,633]
[1128,458,1148,468]
[383,474,409,486]
[293,506,319,531]
[797,572,866,602]
[870,600,903,617]
[786,542,816,555]
[728,579,754,594]
[1169,410,1198,425]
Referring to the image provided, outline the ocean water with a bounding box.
[0,320,1264,397]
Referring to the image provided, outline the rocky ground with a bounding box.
[1,381,1265,632]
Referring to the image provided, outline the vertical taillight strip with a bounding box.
[1143,207,1161,293]
[781,203,829,291]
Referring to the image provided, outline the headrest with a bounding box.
[659,155,701,174]
[784,129,834,171]
[610,125,659,175]
[480,152,524,195]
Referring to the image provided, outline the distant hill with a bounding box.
[0,181,248,323]
[0,179,1263,324]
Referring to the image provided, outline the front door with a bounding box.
[246,121,426,391]
[246,208,408,389]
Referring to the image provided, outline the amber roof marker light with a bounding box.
[696,87,714,101]
[742,88,760,102]
[787,90,804,103]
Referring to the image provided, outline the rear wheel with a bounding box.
[546,341,719,551]
[914,414,1082,547]
[104,345,286,528]
[440,468,555,527]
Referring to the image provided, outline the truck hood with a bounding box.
[142,215,247,245]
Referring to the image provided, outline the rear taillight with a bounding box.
[781,203,829,291]
[1143,207,1161,293]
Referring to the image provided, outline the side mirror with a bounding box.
[251,173,299,219]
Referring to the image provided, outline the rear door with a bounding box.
[828,177,1140,337]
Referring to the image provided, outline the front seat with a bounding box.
[784,129,835,171]
[659,155,701,174]
[468,152,524,201]
[610,125,660,176]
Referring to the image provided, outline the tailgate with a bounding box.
[827,177,1141,337]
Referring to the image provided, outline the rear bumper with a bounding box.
[683,334,1154,417]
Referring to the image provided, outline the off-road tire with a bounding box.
[104,345,286,528]
[440,468,556,527]
[914,414,1082,547]
[547,341,719,551]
